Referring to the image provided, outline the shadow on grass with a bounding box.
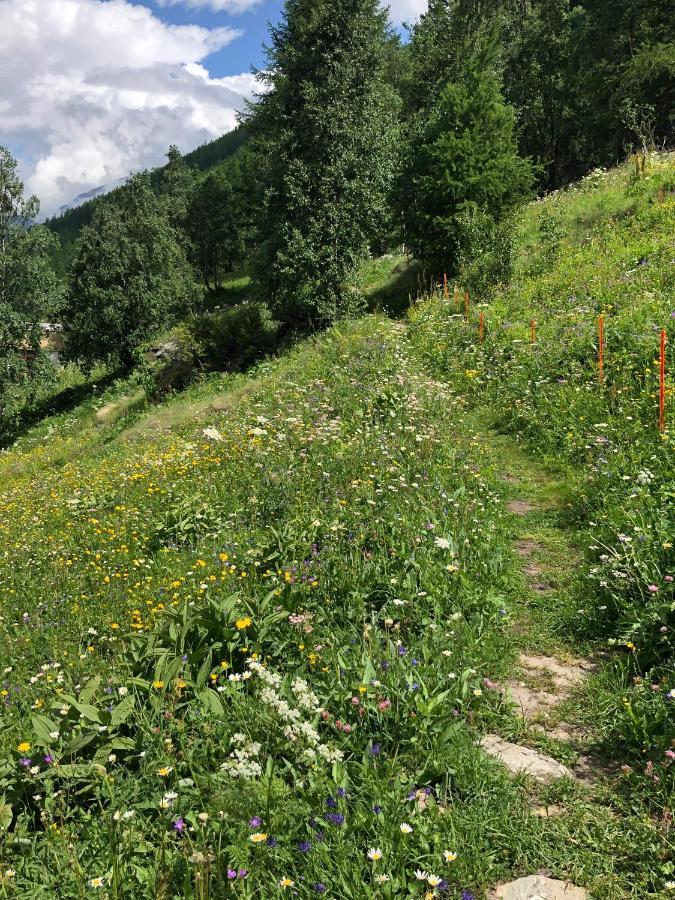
[1,368,124,450]
[364,258,426,318]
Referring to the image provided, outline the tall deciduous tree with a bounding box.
[187,172,243,291]
[250,0,400,329]
[0,146,62,436]
[67,173,200,369]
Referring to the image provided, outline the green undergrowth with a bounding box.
[407,153,675,817]
[2,313,673,896]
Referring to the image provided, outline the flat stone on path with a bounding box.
[492,875,588,899]
[508,500,539,515]
[519,654,595,690]
[480,734,575,781]
[515,540,544,557]
[507,682,558,720]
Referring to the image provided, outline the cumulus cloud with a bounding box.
[384,0,427,23]
[157,0,263,11]
[0,0,260,216]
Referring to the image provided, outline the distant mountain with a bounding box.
[54,178,128,218]
[45,126,249,277]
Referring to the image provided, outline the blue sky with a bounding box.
[139,0,285,76]
[0,0,424,215]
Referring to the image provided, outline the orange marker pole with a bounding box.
[443,272,449,297]
[464,290,469,322]
[659,328,667,432]
[479,311,484,344]
[530,319,536,344]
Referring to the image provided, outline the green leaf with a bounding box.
[31,714,60,746]
[0,804,13,831]
[79,676,102,704]
[197,688,224,717]
[111,695,135,728]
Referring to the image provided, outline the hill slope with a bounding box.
[0,157,673,898]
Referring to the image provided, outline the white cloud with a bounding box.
[383,0,427,24]
[0,0,261,216]
[157,0,263,12]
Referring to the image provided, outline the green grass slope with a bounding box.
[0,157,673,898]
[408,153,675,803]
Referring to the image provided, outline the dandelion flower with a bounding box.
[152,680,165,690]
[444,850,458,863]
[400,822,413,833]
[367,848,383,860]
[236,617,252,630]
[249,832,268,843]
[157,766,173,777]
[279,877,294,888]
[17,742,31,753]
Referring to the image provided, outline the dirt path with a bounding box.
[468,422,610,899]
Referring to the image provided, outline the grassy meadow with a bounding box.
[0,155,673,898]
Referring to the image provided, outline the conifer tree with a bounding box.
[249,0,400,329]
[405,39,533,275]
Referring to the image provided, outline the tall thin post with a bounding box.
[530,319,536,344]
[660,328,667,432]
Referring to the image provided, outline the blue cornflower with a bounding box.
[370,743,381,756]
[372,805,382,814]
[326,812,345,826]
[298,840,312,854]
[398,645,407,656]
[266,836,277,848]
[336,787,346,797]
[326,796,337,808]
[313,884,327,894]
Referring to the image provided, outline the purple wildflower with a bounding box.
[237,870,247,879]
[313,884,327,894]
[370,744,381,756]
[336,787,346,797]
[326,812,345,826]
[227,870,237,880]
[372,805,382,814]
[266,836,277,848]
[326,796,337,808]
[20,758,31,767]
[298,840,312,854]
[249,816,263,828]
[173,818,185,833]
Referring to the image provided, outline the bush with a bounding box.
[189,301,279,372]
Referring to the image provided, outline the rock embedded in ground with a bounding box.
[480,734,575,781]
[508,500,539,515]
[515,539,545,557]
[492,874,588,899]
[518,654,595,690]
[532,804,567,818]
[507,682,558,720]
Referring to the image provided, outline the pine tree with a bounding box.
[405,39,533,275]
[249,0,400,329]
